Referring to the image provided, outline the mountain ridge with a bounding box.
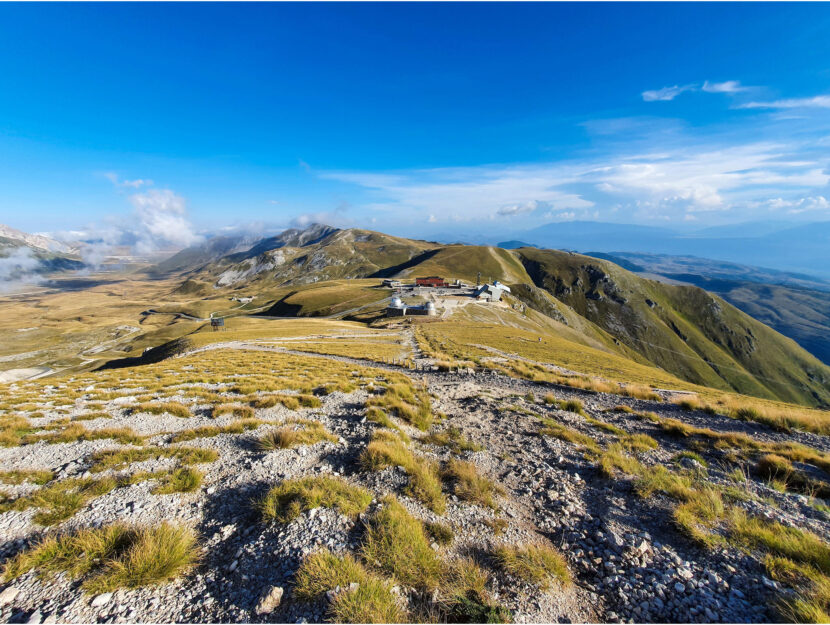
[156,224,830,407]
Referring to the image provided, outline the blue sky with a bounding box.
[1,2,830,247]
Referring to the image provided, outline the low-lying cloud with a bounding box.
[0,247,44,293]
[64,179,204,269]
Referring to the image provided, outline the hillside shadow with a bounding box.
[368,248,442,278]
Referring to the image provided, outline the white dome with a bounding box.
[425,301,436,310]
[390,297,404,308]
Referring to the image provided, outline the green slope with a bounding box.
[514,247,830,407]
[173,225,830,407]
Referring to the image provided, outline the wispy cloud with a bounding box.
[322,139,830,227]
[702,80,748,94]
[104,172,153,188]
[642,84,697,102]
[738,95,830,109]
[642,79,750,102]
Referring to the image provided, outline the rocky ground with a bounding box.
[0,342,829,624]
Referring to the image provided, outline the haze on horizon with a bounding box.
[1,3,830,251]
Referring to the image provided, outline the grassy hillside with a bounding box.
[714,282,830,365]
[584,251,830,365]
[171,226,830,407]
[389,244,530,284]
[8,224,827,411]
[514,247,830,407]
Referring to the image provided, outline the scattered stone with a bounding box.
[0,587,19,606]
[90,593,113,608]
[254,586,284,615]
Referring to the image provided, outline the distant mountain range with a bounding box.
[498,219,830,279]
[0,223,84,284]
[0,223,77,255]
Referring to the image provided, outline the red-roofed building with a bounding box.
[415,276,448,287]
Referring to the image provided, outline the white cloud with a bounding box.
[642,84,696,102]
[63,180,204,268]
[642,79,749,102]
[323,139,830,226]
[702,80,747,94]
[766,196,830,214]
[128,189,202,253]
[0,247,44,292]
[739,95,830,110]
[105,172,153,188]
[497,200,543,217]
[322,166,593,224]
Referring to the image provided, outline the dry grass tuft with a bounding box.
[258,475,372,524]
[256,421,337,450]
[171,419,264,443]
[361,496,443,591]
[151,467,203,494]
[293,550,405,623]
[441,459,501,508]
[211,403,255,419]
[3,522,199,592]
[0,469,53,485]
[537,417,600,453]
[420,426,483,453]
[360,431,445,514]
[493,543,570,589]
[135,402,191,418]
[26,424,144,446]
[89,446,218,472]
[425,521,454,546]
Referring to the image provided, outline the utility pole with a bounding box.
[476,271,481,287]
